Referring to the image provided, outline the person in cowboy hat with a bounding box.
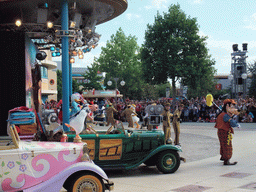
[121,105,137,128]
[161,103,173,144]
[172,103,184,146]
[106,103,118,126]
[215,99,240,165]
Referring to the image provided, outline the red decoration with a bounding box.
[215,84,222,90]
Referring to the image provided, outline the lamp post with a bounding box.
[107,78,125,102]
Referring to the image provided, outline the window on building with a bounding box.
[41,66,48,79]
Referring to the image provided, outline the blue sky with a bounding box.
[55,0,256,75]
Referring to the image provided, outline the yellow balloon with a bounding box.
[206,94,213,107]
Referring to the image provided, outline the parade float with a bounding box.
[65,103,184,174]
[0,125,113,191]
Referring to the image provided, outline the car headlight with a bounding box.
[81,143,91,162]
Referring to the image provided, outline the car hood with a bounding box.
[19,140,84,152]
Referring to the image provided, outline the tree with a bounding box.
[141,83,158,100]
[57,70,62,101]
[56,70,80,101]
[141,4,216,99]
[80,63,103,90]
[248,61,256,97]
[94,28,143,99]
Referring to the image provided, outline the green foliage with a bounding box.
[57,70,62,101]
[248,61,256,97]
[56,69,81,101]
[94,28,144,99]
[80,63,103,90]
[141,84,158,100]
[72,78,80,93]
[141,4,216,99]
[156,83,172,98]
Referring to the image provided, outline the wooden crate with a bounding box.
[19,123,37,135]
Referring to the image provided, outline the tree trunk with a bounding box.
[172,77,176,100]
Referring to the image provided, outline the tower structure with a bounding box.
[230,43,248,98]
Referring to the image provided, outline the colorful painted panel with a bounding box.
[0,141,83,191]
[99,139,122,160]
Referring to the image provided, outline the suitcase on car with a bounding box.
[19,123,37,135]
[9,111,36,125]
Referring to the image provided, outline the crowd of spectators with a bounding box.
[45,95,256,123]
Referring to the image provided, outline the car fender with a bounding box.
[23,162,109,192]
[124,145,181,170]
[144,145,182,161]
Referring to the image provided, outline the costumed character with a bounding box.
[74,92,87,105]
[121,105,137,128]
[65,106,88,142]
[106,103,118,126]
[172,104,184,146]
[86,104,99,134]
[161,103,173,144]
[70,93,82,117]
[214,99,240,165]
[131,104,140,129]
[86,104,98,122]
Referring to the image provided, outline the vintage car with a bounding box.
[67,122,182,174]
[0,125,113,192]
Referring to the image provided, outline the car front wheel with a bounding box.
[156,150,180,174]
[68,173,105,192]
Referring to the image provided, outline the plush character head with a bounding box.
[71,93,81,103]
[89,104,98,112]
[223,99,239,116]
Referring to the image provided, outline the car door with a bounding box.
[0,148,25,191]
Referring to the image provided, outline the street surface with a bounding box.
[62,122,256,192]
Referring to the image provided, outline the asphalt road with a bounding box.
[61,122,256,192]
[103,122,256,192]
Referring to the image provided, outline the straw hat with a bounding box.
[223,99,236,105]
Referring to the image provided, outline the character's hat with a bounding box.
[179,104,184,108]
[132,104,136,107]
[223,99,236,105]
[164,103,171,106]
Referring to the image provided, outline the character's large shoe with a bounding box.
[166,138,173,144]
[224,160,237,165]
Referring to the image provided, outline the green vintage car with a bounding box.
[67,122,182,174]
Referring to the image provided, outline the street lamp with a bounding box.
[241,73,247,80]
[120,80,125,86]
[107,78,125,101]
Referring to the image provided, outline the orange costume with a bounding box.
[215,99,240,166]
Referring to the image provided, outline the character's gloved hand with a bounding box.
[237,124,241,129]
